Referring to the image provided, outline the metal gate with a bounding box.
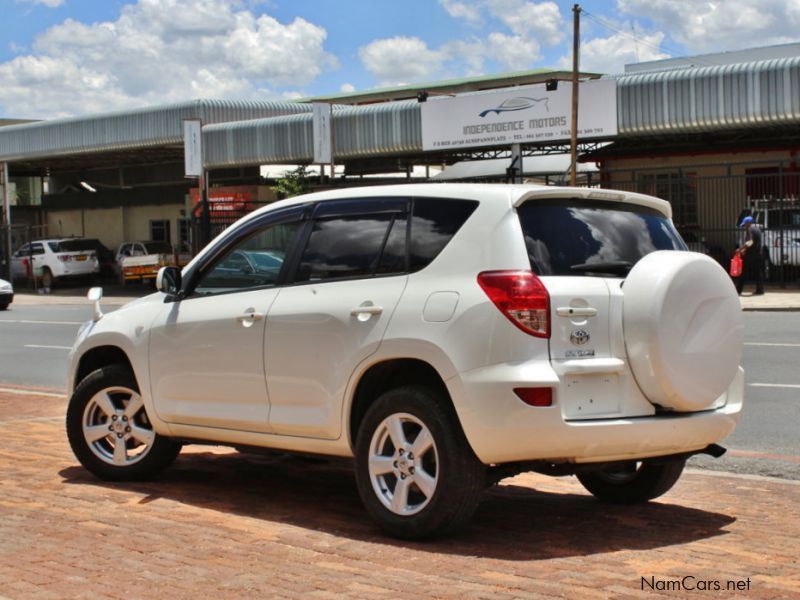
[598,165,800,287]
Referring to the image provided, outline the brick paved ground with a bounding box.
[0,390,798,599]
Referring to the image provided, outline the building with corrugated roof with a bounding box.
[1,47,799,282]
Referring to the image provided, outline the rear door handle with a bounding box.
[236,311,265,323]
[350,305,383,316]
[556,306,598,317]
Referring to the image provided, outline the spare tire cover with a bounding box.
[623,251,743,412]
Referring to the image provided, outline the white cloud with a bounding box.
[485,32,542,70]
[486,0,564,46]
[340,82,356,93]
[359,37,446,85]
[439,0,483,26]
[15,0,64,7]
[618,0,800,53]
[0,0,336,118]
[558,28,669,73]
[358,0,565,87]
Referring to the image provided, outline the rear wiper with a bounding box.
[570,261,634,275]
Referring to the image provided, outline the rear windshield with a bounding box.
[143,241,173,254]
[518,199,686,276]
[49,239,97,252]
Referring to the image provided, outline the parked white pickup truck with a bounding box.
[115,241,190,284]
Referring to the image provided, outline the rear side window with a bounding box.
[518,199,686,277]
[295,214,395,282]
[409,198,478,272]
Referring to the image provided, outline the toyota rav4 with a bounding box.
[66,184,744,539]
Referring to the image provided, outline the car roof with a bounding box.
[247,183,672,222]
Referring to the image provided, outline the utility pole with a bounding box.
[570,3,581,187]
[1,163,11,280]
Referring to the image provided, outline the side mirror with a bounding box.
[87,287,103,322]
[157,266,182,298]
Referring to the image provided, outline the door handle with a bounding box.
[236,311,265,323]
[350,305,383,316]
[556,306,597,317]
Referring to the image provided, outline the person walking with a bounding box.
[735,215,765,295]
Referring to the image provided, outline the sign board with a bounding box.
[183,119,203,178]
[190,185,255,217]
[312,102,333,164]
[420,79,617,151]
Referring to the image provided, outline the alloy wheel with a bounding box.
[81,386,155,467]
[368,412,439,516]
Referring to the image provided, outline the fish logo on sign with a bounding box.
[479,97,549,118]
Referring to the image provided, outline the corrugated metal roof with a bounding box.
[203,101,423,168]
[0,99,311,162]
[614,56,800,136]
[3,56,800,167]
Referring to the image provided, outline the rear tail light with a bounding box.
[477,270,550,338]
[58,255,72,262]
[514,387,553,407]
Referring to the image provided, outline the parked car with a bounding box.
[66,184,744,539]
[115,241,191,285]
[11,238,100,288]
[0,277,12,310]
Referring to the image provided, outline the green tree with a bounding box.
[273,165,311,198]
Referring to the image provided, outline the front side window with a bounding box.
[518,199,686,277]
[295,213,396,282]
[193,221,301,296]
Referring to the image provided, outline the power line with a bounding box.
[582,10,721,69]
[582,10,673,58]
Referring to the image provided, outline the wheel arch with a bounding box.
[73,345,136,393]
[348,357,456,453]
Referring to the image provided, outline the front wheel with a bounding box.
[577,459,686,504]
[354,386,486,539]
[66,364,181,481]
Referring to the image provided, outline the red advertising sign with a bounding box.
[190,185,256,216]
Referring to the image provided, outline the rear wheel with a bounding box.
[354,386,485,539]
[577,459,686,504]
[41,267,53,289]
[66,364,181,481]
[0,303,8,311]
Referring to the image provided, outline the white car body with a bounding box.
[11,238,99,283]
[66,183,745,537]
[0,277,12,309]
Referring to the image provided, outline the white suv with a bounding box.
[11,238,100,287]
[66,184,744,539]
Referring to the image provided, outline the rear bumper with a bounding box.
[449,361,744,465]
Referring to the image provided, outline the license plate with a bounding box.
[76,255,87,261]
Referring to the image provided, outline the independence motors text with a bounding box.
[463,117,568,135]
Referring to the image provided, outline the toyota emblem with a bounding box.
[570,330,590,346]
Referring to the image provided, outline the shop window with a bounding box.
[177,218,191,252]
[150,219,170,243]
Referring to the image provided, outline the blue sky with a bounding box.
[2,0,799,118]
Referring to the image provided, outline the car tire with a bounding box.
[66,364,181,481]
[576,459,686,504]
[41,267,54,289]
[354,386,486,539]
[0,303,8,311]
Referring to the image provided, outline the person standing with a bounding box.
[735,215,765,295]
